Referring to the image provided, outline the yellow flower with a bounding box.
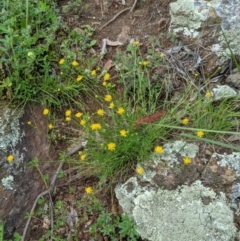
[65,117,71,122]
[139,61,148,66]
[91,70,96,76]
[76,75,83,82]
[48,124,54,130]
[160,53,165,58]
[80,119,86,126]
[136,166,144,175]
[43,108,49,115]
[27,121,32,125]
[205,91,212,98]
[182,117,189,125]
[102,81,107,86]
[104,94,112,102]
[91,123,102,131]
[80,154,86,161]
[65,109,71,117]
[154,145,164,154]
[197,130,204,138]
[75,112,83,118]
[183,156,192,165]
[103,73,111,81]
[117,107,125,115]
[7,155,14,162]
[107,142,116,151]
[97,109,104,116]
[134,40,140,46]
[120,129,127,137]
[109,102,114,109]
[194,72,199,77]
[72,60,79,66]
[85,186,93,194]
[59,58,65,65]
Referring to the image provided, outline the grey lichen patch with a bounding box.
[214,152,240,177]
[1,175,14,190]
[118,180,236,241]
[115,177,154,215]
[0,106,21,151]
[150,141,199,167]
[170,0,211,38]
[211,85,237,100]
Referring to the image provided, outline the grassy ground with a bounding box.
[1,0,240,240]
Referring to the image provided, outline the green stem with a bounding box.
[26,0,29,27]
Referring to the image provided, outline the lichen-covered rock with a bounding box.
[115,180,236,241]
[0,103,52,238]
[169,0,240,75]
[211,85,238,100]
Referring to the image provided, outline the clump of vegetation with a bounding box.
[2,0,240,240]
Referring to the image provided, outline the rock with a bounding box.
[169,0,240,76]
[115,179,236,241]
[211,84,237,100]
[115,141,240,241]
[0,103,52,238]
[226,69,240,88]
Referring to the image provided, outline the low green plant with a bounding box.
[221,28,240,72]
[0,218,3,241]
[89,212,139,240]
[0,0,98,109]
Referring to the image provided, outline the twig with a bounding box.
[21,141,85,241]
[130,0,138,12]
[99,0,138,30]
[99,7,131,30]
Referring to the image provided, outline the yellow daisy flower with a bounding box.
[65,117,71,122]
[48,124,54,130]
[103,73,111,81]
[154,145,164,154]
[183,157,191,165]
[43,108,49,115]
[205,91,212,98]
[59,58,65,65]
[7,155,14,162]
[104,94,112,102]
[107,142,116,151]
[197,130,204,138]
[76,75,83,82]
[120,129,127,137]
[85,186,93,194]
[97,109,104,116]
[91,70,96,76]
[182,117,189,125]
[91,123,102,131]
[80,154,86,161]
[134,40,140,46]
[117,107,125,115]
[65,110,71,117]
[136,166,144,175]
[80,119,86,126]
[72,60,79,66]
[75,112,83,118]
[109,102,114,109]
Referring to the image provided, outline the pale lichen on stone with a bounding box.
[151,141,199,166]
[211,85,237,100]
[214,152,240,177]
[1,175,14,190]
[116,180,237,241]
[170,0,211,38]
